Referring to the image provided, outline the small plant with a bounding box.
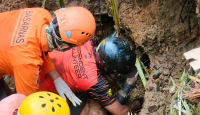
[59,0,65,8]
[42,0,46,8]
[135,58,147,88]
[169,68,194,115]
[110,0,120,37]
[42,0,65,8]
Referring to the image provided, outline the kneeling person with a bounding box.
[40,36,142,115]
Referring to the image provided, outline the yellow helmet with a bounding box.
[17,91,70,115]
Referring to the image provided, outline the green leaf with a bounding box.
[181,100,192,115]
[186,80,192,86]
[135,58,147,88]
[183,75,187,81]
[110,0,120,37]
[179,68,185,83]
[178,96,181,115]
[42,0,46,8]
[139,59,150,77]
[172,109,177,115]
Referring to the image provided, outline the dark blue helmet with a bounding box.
[95,37,136,75]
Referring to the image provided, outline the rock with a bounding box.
[163,69,169,76]
[4,75,15,92]
[158,57,164,64]
[148,103,159,113]
[81,99,107,115]
[154,65,160,70]
[153,72,161,79]
[159,47,166,54]
[147,86,154,91]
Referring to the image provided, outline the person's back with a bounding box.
[0,7,97,107]
[39,40,98,93]
[0,8,55,95]
[0,8,52,73]
[39,36,143,115]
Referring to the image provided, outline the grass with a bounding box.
[59,0,65,8]
[135,58,147,89]
[169,68,199,115]
[42,0,65,8]
[42,0,46,8]
[110,0,120,37]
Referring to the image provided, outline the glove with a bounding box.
[54,77,82,107]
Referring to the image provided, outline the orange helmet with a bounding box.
[18,91,70,115]
[51,6,96,46]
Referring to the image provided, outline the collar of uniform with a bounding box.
[40,24,49,53]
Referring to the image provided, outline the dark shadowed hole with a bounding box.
[94,14,115,41]
[55,97,59,100]
[47,93,51,96]
[140,53,150,68]
[137,46,150,69]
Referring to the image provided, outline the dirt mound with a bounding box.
[116,0,200,114]
[1,0,200,114]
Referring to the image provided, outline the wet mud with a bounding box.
[1,0,200,114]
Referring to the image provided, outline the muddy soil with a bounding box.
[1,0,200,114]
[115,0,200,114]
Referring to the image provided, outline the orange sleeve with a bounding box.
[40,54,55,75]
[13,64,40,96]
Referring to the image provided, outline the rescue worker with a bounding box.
[0,91,70,115]
[39,35,144,115]
[0,6,96,107]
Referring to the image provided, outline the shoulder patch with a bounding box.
[11,10,36,46]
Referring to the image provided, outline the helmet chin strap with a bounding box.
[49,18,65,51]
[52,33,72,52]
[49,21,73,52]
[53,37,63,51]
[50,17,63,42]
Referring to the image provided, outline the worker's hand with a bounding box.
[54,77,82,107]
[126,72,138,85]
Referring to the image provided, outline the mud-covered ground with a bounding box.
[116,0,200,114]
[1,0,200,114]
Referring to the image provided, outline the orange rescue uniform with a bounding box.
[0,8,55,96]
